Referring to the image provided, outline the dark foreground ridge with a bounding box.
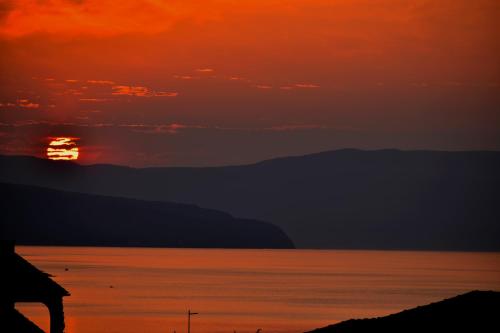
[1,149,499,250]
[0,182,294,249]
[306,290,500,333]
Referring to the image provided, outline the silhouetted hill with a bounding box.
[0,183,294,249]
[306,290,500,333]
[1,149,499,250]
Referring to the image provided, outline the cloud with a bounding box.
[111,85,178,97]
[255,84,273,89]
[154,91,179,97]
[62,88,84,96]
[173,75,196,80]
[265,124,326,131]
[0,0,219,38]
[87,80,115,85]
[228,76,245,81]
[18,99,40,108]
[278,83,320,90]
[294,83,320,88]
[209,124,329,132]
[195,68,215,73]
[112,85,147,96]
[125,123,194,135]
[79,98,110,102]
[0,102,16,107]
[0,120,329,134]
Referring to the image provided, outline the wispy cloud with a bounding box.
[265,124,326,131]
[195,68,215,73]
[0,102,16,108]
[112,85,149,96]
[0,120,329,134]
[30,76,180,102]
[79,98,110,102]
[279,83,320,90]
[173,75,196,80]
[87,80,116,85]
[17,99,39,108]
[228,76,246,81]
[124,123,196,134]
[154,91,179,97]
[112,85,178,97]
[61,88,84,96]
[294,83,320,88]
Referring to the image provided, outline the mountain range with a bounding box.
[0,182,294,248]
[1,149,499,250]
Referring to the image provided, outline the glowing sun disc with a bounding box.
[47,137,79,160]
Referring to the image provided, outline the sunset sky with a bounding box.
[0,0,499,166]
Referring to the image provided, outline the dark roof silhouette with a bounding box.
[1,243,69,300]
[0,241,69,333]
[0,307,45,333]
[306,290,500,333]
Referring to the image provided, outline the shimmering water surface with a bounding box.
[16,247,500,333]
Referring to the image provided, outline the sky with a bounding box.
[0,0,499,167]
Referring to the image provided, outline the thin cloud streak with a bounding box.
[87,80,116,85]
[195,68,215,73]
[294,83,320,88]
[255,84,273,89]
[0,99,40,109]
[111,85,178,97]
[0,120,332,134]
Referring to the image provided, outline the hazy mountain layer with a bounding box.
[0,182,294,249]
[1,149,499,250]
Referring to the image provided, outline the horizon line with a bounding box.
[1,147,499,169]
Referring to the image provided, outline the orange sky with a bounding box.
[0,0,499,166]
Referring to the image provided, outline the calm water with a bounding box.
[16,247,500,333]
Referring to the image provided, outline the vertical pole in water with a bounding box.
[188,309,198,333]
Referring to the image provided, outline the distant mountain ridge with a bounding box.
[0,182,294,249]
[1,149,499,250]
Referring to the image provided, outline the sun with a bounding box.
[47,137,79,161]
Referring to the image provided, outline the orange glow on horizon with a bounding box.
[47,137,79,161]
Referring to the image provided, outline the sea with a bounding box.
[16,247,500,333]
